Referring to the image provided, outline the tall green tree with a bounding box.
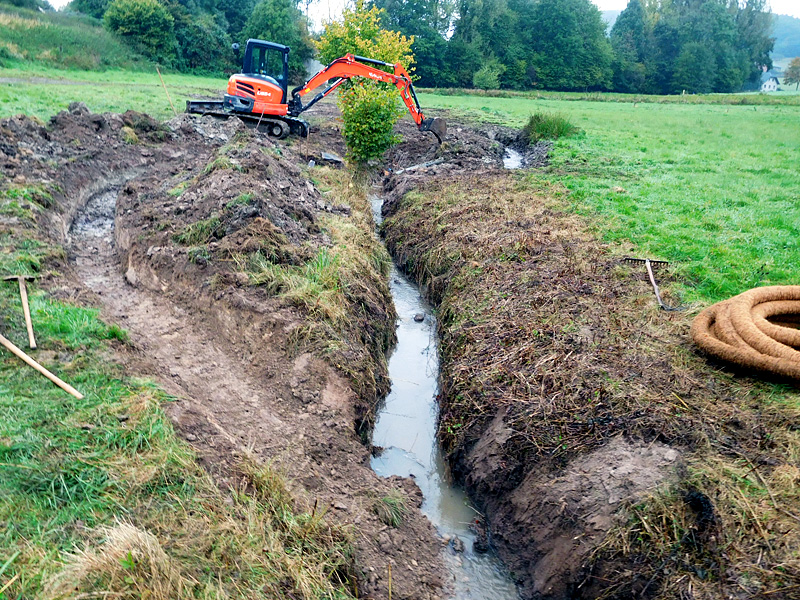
[241,0,313,83]
[67,0,111,18]
[610,0,653,93]
[223,0,256,38]
[785,57,800,90]
[671,40,714,93]
[176,12,234,73]
[104,0,176,62]
[372,0,454,86]
[732,0,775,86]
[638,0,769,94]
[526,0,612,90]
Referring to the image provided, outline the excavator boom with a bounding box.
[289,54,446,142]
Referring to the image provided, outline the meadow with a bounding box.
[0,64,224,121]
[419,91,800,304]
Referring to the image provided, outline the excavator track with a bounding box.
[186,101,309,139]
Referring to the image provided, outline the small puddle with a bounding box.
[369,196,519,599]
[503,147,523,169]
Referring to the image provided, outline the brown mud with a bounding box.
[0,102,447,599]
[5,98,798,600]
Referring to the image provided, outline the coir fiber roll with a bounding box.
[690,286,800,381]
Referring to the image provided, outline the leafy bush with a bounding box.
[338,82,404,162]
[171,8,234,75]
[317,0,414,163]
[67,0,111,19]
[104,0,175,63]
[522,111,580,143]
[472,61,504,90]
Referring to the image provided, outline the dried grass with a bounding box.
[382,171,800,598]
[45,523,188,600]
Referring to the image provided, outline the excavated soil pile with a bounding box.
[380,129,800,599]
[0,102,446,600]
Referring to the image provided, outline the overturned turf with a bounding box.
[380,161,800,598]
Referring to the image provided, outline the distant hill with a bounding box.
[602,10,621,32]
[773,14,800,62]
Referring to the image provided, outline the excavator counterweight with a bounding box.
[187,39,446,143]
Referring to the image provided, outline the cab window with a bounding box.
[248,46,283,82]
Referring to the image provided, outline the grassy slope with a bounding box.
[0,4,227,121]
[0,4,147,71]
[419,92,800,304]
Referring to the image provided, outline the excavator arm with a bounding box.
[288,54,446,142]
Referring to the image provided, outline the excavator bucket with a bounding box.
[419,117,447,143]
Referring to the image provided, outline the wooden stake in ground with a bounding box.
[156,66,178,117]
[3,275,37,349]
[0,332,84,399]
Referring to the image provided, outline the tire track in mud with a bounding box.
[69,188,287,461]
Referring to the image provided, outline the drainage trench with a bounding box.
[369,196,519,599]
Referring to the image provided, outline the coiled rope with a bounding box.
[690,286,800,381]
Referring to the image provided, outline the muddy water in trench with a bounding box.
[503,147,523,169]
[369,197,519,599]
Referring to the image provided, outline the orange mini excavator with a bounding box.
[186,38,446,142]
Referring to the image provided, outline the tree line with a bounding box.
[62,0,776,94]
[380,0,776,93]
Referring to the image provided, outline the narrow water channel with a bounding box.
[503,147,523,169]
[369,196,519,599]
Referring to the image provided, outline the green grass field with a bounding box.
[419,91,800,304]
[0,64,225,121]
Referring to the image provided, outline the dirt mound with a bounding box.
[1,105,447,600]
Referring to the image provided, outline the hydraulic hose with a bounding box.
[690,286,800,381]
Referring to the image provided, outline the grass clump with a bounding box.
[172,216,222,245]
[167,180,190,197]
[373,490,407,527]
[203,155,239,175]
[242,167,395,403]
[120,126,139,145]
[522,111,580,143]
[226,192,256,209]
[250,247,344,322]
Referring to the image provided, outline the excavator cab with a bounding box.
[241,40,289,103]
[224,39,290,116]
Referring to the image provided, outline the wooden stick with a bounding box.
[387,563,392,600]
[156,66,178,117]
[0,572,20,595]
[0,333,83,399]
[17,277,36,349]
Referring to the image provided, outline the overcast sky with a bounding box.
[47,0,800,26]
